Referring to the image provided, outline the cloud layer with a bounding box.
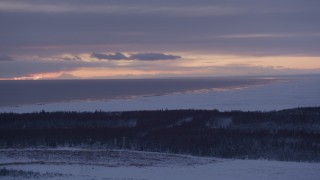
[91,52,181,61]
[91,53,127,60]
[0,0,319,79]
[1,0,320,56]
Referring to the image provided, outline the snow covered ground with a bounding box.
[1,76,319,113]
[0,148,319,180]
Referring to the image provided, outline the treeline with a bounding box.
[0,107,320,162]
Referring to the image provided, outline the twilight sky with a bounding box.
[0,0,320,80]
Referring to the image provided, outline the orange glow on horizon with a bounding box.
[1,54,319,80]
[0,72,65,80]
[174,53,320,69]
[69,67,190,78]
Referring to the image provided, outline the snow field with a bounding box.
[0,149,319,180]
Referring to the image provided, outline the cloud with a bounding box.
[59,55,82,61]
[0,55,14,61]
[215,33,320,39]
[1,1,318,17]
[1,1,320,57]
[0,0,319,17]
[129,53,181,61]
[91,52,181,61]
[0,1,242,17]
[91,52,128,60]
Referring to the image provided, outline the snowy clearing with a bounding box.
[0,148,319,180]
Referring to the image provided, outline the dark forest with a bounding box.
[1,107,319,162]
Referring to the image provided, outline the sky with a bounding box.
[0,0,320,80]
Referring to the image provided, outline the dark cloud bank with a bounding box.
[91,53,128,60]
[2,0,320,56]
[91,52,181,61]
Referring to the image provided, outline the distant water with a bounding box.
[0,77,278,107]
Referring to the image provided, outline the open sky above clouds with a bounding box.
[0,0,320,79]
